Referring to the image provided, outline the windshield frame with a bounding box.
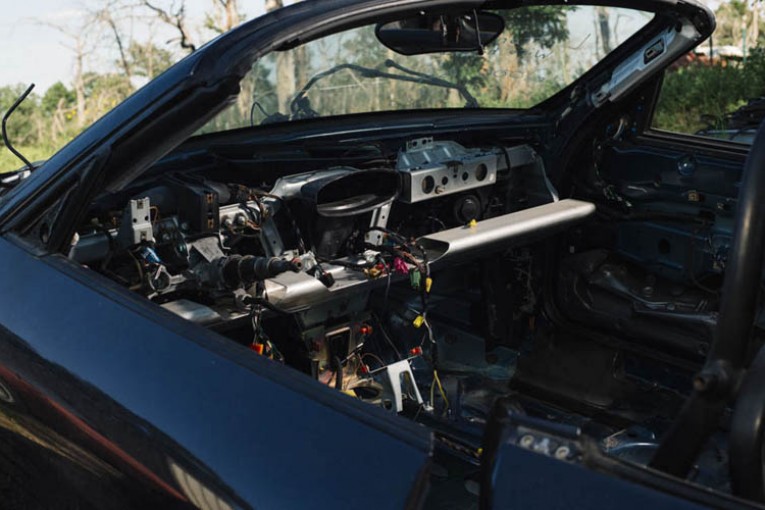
[197,4,664,137]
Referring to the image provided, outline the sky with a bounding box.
[0,1,83,91]
[0,1,267,92]
[0,0,723,93]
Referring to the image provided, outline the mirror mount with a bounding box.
[375,10,505,56]
[472,10,485,56]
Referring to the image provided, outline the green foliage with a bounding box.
[0,83,74,169]
[0,85,41,148]
[127,42,174,79]
[654,49,765,134]
[240,5,582,127]
[502,6,570,60]
[41,82,75,114]
[0,4,659,171]
[0,76,137,171]
[84,73,134,103]
[714,0,761,47]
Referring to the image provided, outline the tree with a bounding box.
[264,0,282,13]
[0,85,40,147]
[443,6,570,105]
[140,0,197,52]
[266,0,296,113]
[96,1,134,79]
[83,73,134,115]
[40,82,77,141]
[595,6,613,57]
[138,0,245,53]
[128,42,175,79]
[714,0,763,49]
[206,0,242,34]
[38,13,102,129]
[41,82,75,115]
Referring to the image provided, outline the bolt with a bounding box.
[555,446,571,460]
[519,435,535,448]
[693,372,717,393]
[693,362,732,396]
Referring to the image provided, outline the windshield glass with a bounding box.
[200,5,653,133]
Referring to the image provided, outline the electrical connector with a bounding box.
[410,346,423,357]
[318,271,335,288]
[393,257,409,275]
[425,277,433,293]
[251,343,265,355]
[410,269,422,289]
[413,315,425,328]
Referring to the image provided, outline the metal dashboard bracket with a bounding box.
[384,360,424,413]
[397,138,503,204]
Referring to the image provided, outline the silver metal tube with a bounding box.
[418,199,596,266]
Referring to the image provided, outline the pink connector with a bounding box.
[393,257,409,275]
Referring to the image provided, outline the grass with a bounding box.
[0,145,57,173]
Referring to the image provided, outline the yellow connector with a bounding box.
[468,219,478,228]
[425,277,433,293]
[413,315,425,328]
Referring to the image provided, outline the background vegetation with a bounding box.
[0,0,762,171]
[651,0,765,134]
[653,50,765,134]
[0,0,254,171]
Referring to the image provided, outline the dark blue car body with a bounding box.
[1,0,762,508]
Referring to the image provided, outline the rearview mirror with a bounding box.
[375,11,505,56]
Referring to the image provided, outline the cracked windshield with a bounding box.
[202,6,653,132]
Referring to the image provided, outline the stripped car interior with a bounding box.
[4,0,765,508]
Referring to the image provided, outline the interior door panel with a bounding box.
[557,135,747,359]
